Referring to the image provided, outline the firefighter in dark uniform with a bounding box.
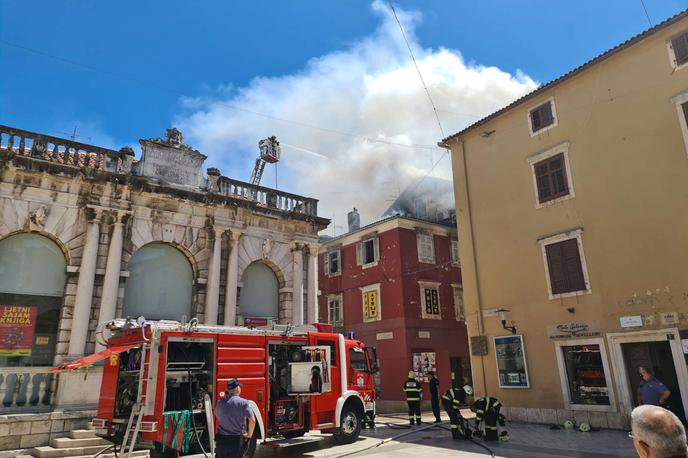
[428,371,441,423]
[441,386,467,439]
[473,396,505,441]
[403,371,422,425]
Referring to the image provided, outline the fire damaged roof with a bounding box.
[440,9,688,145]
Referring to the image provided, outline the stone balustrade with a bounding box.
[0,124,122,173]
[218,176,319,216]
[0,367,54,413]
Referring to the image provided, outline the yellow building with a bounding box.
[442,11,688,429]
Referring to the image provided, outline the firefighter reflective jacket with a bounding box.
[403,378,422,401]
[473,396,505,441]
[441,387,466,410]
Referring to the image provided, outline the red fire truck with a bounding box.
[53,318,378,457]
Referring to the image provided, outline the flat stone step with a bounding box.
[69,429,98,439]
[32,444,112,458]
[51,437,110,448]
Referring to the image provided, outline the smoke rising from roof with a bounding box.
[175,0,537,235]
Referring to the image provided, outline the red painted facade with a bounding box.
[319,217,470,403]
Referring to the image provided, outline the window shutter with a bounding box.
[416,234,423,260]
[545,243,568,294]
[325,253,330,275]
[362,291,369,320]
[373,237,380,262]
[562,239,586,292]
[356,242,363,266]
[541,101,554,126]
[672,33,688,66]
[530,109,542,132]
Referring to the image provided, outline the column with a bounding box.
[68,208,102,357]
[306,243,319,324]
[223,231,242,326]
[204,227,224,325]
[292,243,304,326]
[95,211,125,351]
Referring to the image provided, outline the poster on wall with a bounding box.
[494,335,530,388]
[0,305,38,356]
[412,352,436,382]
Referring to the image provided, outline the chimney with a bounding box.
[347,208,360,232]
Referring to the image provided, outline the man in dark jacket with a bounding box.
[428,371,441,423]
[403,371,422,425]
[442,386,467,439]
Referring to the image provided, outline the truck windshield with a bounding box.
[349,348,367,372]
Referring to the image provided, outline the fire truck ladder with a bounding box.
[120,343,149,458]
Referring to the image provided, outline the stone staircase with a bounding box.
[28,429,149,458]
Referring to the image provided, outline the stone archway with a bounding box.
[122,242,194,321]
[238,261,280,321]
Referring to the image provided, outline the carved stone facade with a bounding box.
[0,125,328,424]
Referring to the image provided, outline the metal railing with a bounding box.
[0,367,54,413]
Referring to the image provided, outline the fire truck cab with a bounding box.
[61,318,378,457]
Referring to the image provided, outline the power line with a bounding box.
[0,40,444,152]
[639,0,653,27]
[387,1,445,139]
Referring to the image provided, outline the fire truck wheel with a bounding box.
[334,406,362,444]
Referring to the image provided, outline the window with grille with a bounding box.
[529,99,556,134]
[417,233,435,264]
[670,31,688,68]
[328,294,343,326]
[450,240,460,266]
[419,282,441,319]
[356,237,379,267]
[544,238,587,295]
[452,286,465,321]
[325,249,341,275]
[534,153,569,203]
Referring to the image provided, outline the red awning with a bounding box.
[50,344,140,372]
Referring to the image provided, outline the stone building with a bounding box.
[0,125,328,450]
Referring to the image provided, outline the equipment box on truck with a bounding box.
[53,319,378,457]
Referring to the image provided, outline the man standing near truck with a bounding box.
[216,378,256,458]
[403,371,423,425]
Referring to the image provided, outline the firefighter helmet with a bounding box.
[563,420,575,429]
[463,384,473,396]
[579,422,591,432]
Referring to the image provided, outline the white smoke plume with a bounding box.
[176,0,538,235]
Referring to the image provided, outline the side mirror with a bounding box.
[369,347,380,374]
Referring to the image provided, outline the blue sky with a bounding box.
[1,1,685,232]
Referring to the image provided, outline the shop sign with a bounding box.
[418,331,430,339]
[412,352,436,382]
[376,332,393,341]
[0,305,38,356]
[494,335,530,388]
[620,315,643,328]
[547,321,601,339]
[660,312,678,326]
[470,335,489,356]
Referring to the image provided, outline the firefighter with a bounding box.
[441,386,467,439]
[428,371,441,423]
[403,371,422,425]
[473,396,505,441]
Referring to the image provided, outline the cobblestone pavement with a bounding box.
[188,411,637,458]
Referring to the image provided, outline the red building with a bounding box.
[318,215,470,411]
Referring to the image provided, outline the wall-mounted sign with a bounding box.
[547,321,601,339]
[494,335,530,388]
[412,352,436,382]
[418,331,430,339]
[660,312,679,326]
[376,332,393,341]
[470,335,489,356]
[620,315,643,328]
[244,317,268,327]
[0,305,38,356]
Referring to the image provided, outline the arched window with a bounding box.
[239,262,279,319]
[0,233,66,366]
[123,243,193,321]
